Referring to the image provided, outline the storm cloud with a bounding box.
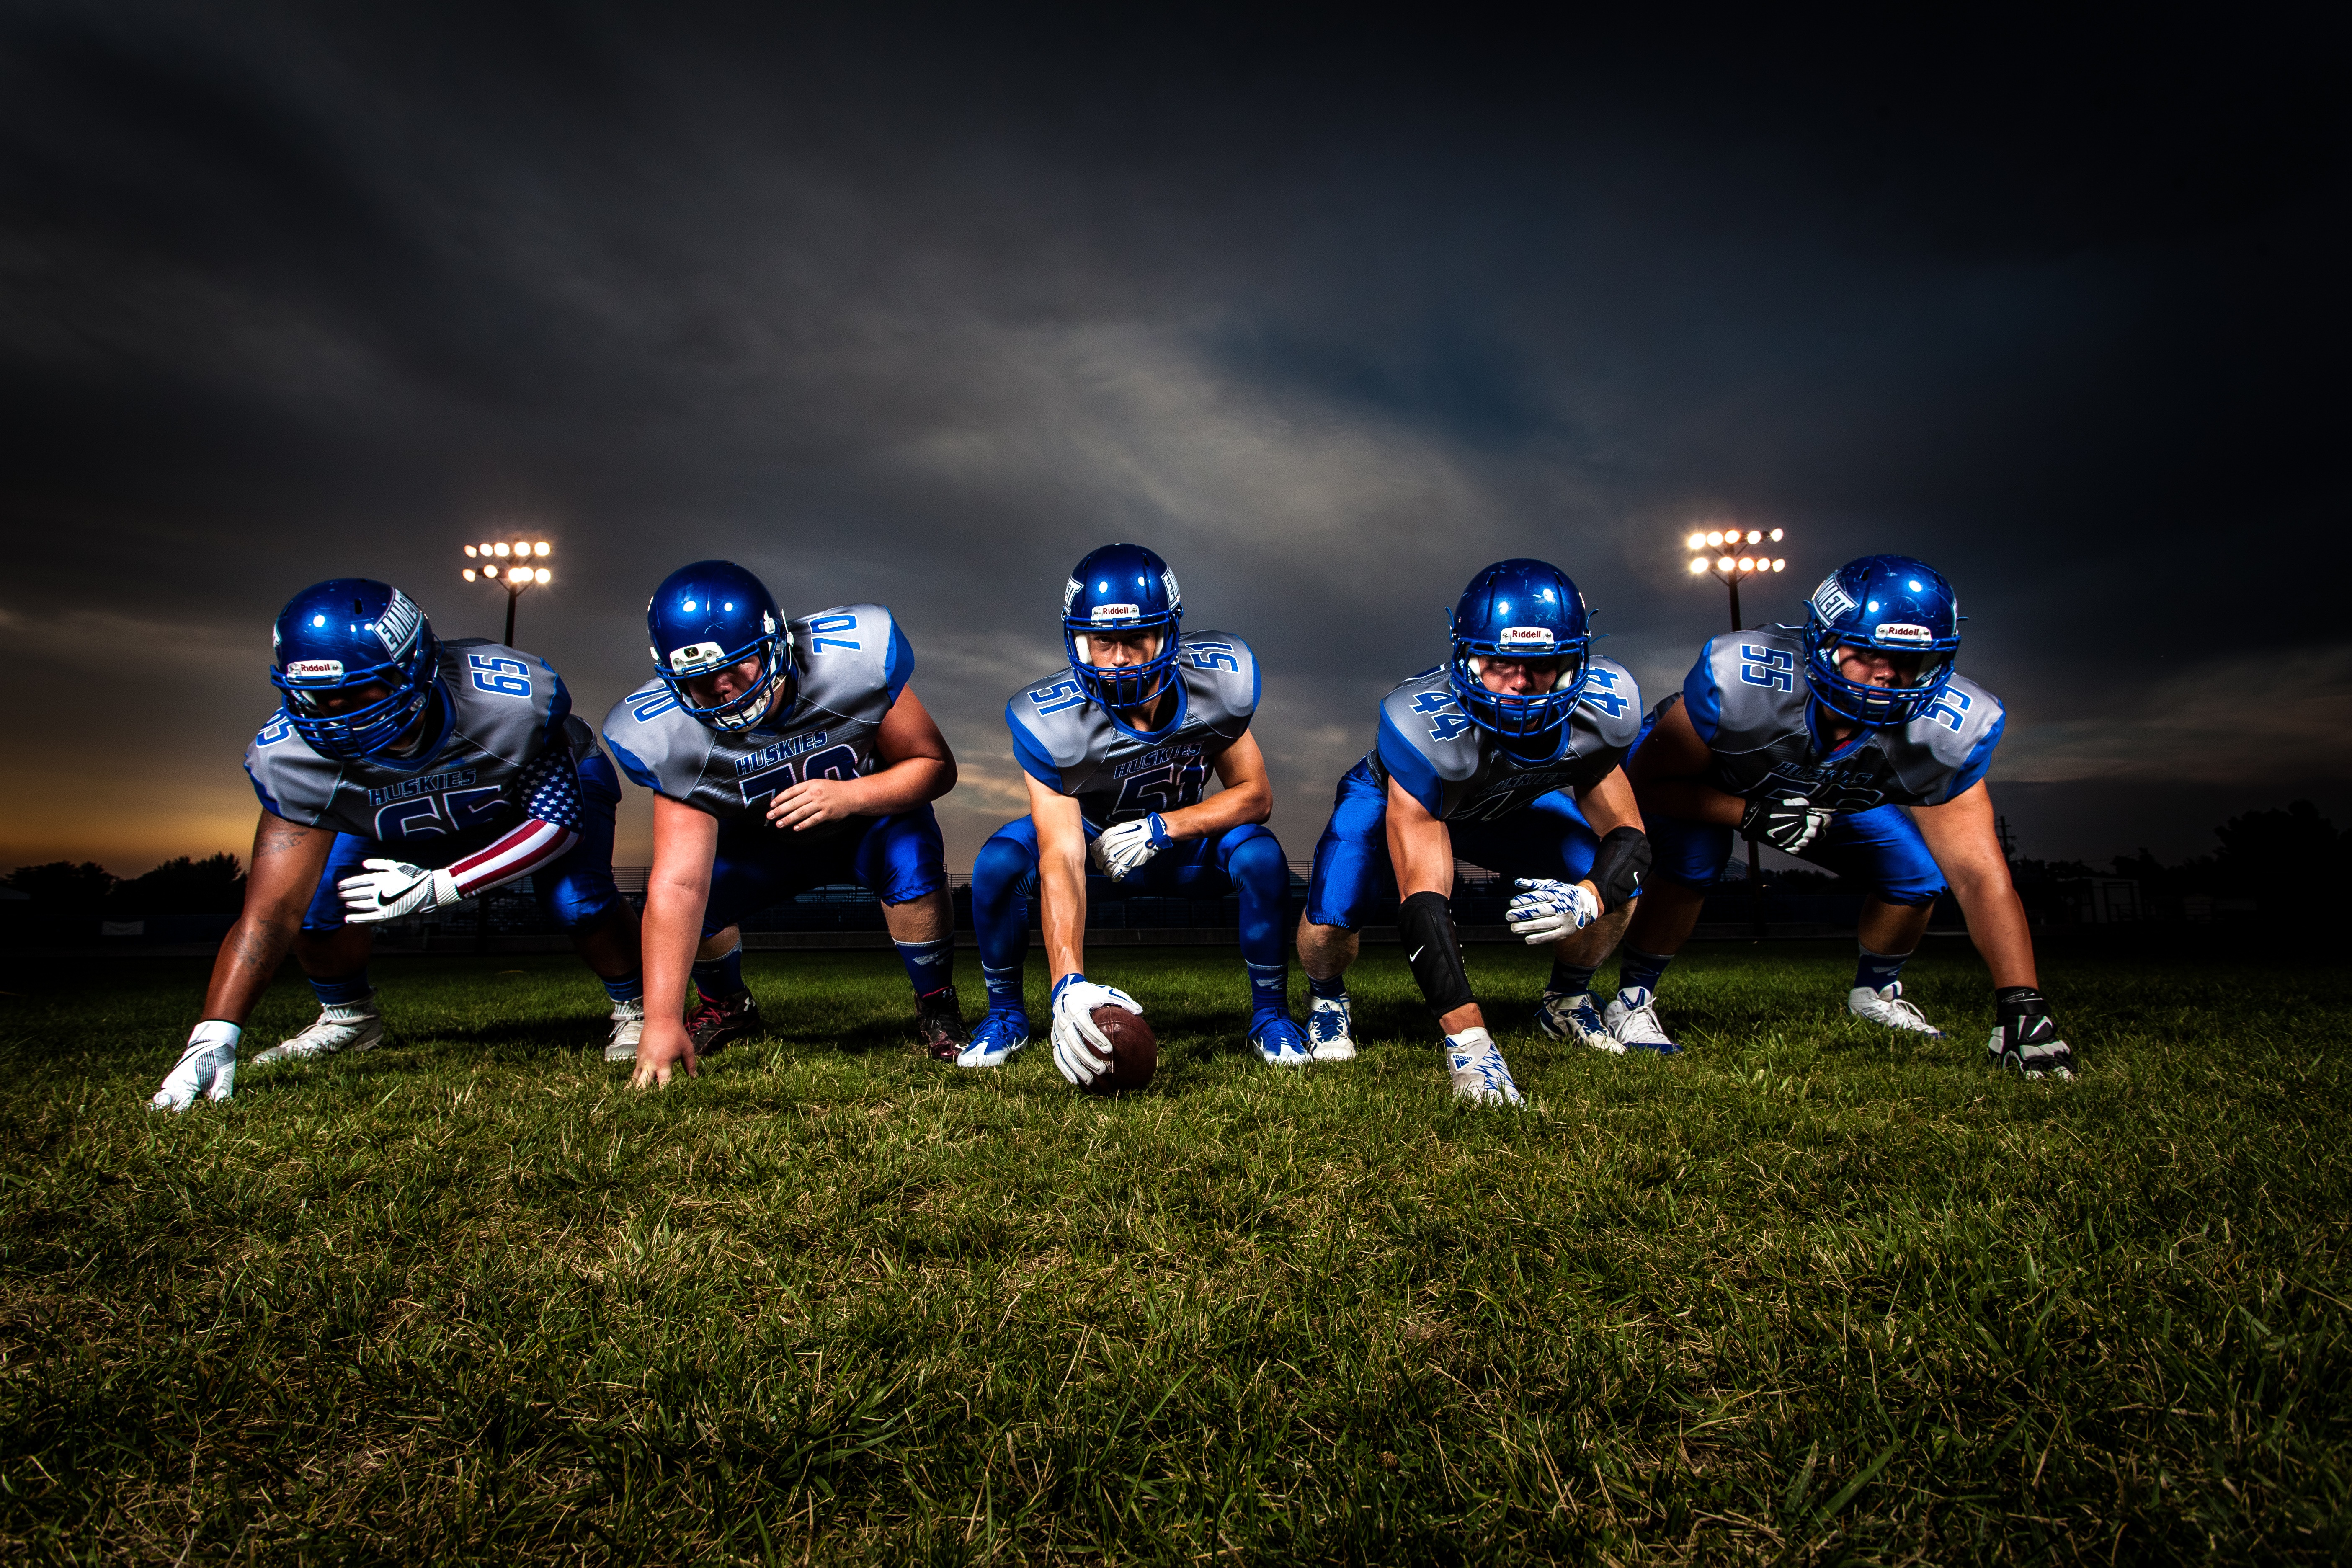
[1,5,2343,871]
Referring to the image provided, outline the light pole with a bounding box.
[1685,526,1790,938]
[461,537,553,646]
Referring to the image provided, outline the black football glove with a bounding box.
[1988,986,2078,1080]
[1739,794,1833,852]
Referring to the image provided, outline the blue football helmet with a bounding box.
[1803,554,1961,726]
[647,560,794,732]
[269,579,442,760]
[1448,559,1592,752]
[1062,543,1182,711]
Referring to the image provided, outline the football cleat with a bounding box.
[1988,1014,2078,1081]
[1306,993,1357,1061]
[1536,989,1622,1053]
[251,993,385,1065]
[1444,1027,1523,1105]
[956,1008,1030,1068]
[603,998,646,1062]
[1848,982,1945,1037]
[1251,1013,1314,1069]
[1602,987,1683,1055]
[686,989,762,1057]
[916,986,970,1062]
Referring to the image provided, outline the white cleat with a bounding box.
[1536,989,1623,1054]
[1444,1027,1523,1105]
[1307,994,1357,1061]
[1848,981,1945,1037]
[251,992,384,1065]
[603,998,646,1062]
[1602,987,1683,1055]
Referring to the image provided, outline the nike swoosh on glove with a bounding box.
[152,1021,240,1111]
[1049,974,1143,1087]
[339,859,464,923]
[1089,815,1173,882]
[1739,794,1834,853]
[1504,878,1600,945]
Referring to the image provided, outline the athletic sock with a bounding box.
[1547,959,1599,997]
[1615,947,1674,1000]
[692,944,745,1003]
[1306,969,1348,1002]
[982,962,1026,1017]
[1855,946,1911,993]
[308,970,372,1007]
[601,971,645,1005]
[1246,959,1289,1021]
[895,936,956,1000]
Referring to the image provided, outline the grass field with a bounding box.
[1,938,2347,1564]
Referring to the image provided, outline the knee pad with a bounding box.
[1589,826,1652,910]
[1398,891,1476,1017]
[972,834,1039,903]
[1221,830,1287,895]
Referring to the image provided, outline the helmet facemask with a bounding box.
[657,626,796,732]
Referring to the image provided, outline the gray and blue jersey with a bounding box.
[1007,630,1260,827]
[1677,628,2003,810]
[1367,656,1642,822]
[244,638,591,842]
[602,602,913,828]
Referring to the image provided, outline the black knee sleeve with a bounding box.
[1398,891,1476,1016]
[1589,826,1652,911]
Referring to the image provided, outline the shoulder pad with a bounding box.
[790,603,910,713]
[1175,629,1260,730]
[1006,665,1101,772]
[1576,655,1643,749]
[439,642,565,763]
[600,681,715,797]
[242,709,337,823]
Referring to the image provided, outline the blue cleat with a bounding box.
[1307,994,1356,1060]
[1251,1013,1314,1069]
[956,1008,1030,1069]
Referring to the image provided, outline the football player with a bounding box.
[962,543,1309,1086]
[150,578,646,1111]
[1614,554,2076,1078]
[603,560,963,1087]
[1294,559,1653,1104]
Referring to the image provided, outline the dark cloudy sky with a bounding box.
[2,3,2345,875]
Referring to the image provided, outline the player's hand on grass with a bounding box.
[1739,794,1833,853]
[151,1021,239,1110]
[339,859,462,923]
[1050,975,1140,1087]
[630,1016,699,1089]
[1089,815,1172,882]
[1504,878,1600,944]
[766,777,862,832]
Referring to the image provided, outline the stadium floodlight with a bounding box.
[461,535,553,645]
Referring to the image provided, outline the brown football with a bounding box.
[1085,1005,1158,1095]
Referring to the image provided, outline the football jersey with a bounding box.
[1007,630,1260,827]
[602,602,913,828]
[245,639,591,842]
[1676,628,2004,810]
[1367,657,1642,822]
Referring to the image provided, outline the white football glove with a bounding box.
[338,859,464,923]
[1088,815,1173,882]
[1049,975,1143,1088]
[1504,878,1601,945]
[1740,794,1834,854]
[151,1021,240,1111]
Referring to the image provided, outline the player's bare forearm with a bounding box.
[200,810,333,1023]
[1625,701,1744,826]
[1386,778,1455,900]
[1575,766,1644,838]
[1915,782,2037,988]
[643,797,720,1024]
[1029,779,1090,980]
[1161,733,1272,841]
